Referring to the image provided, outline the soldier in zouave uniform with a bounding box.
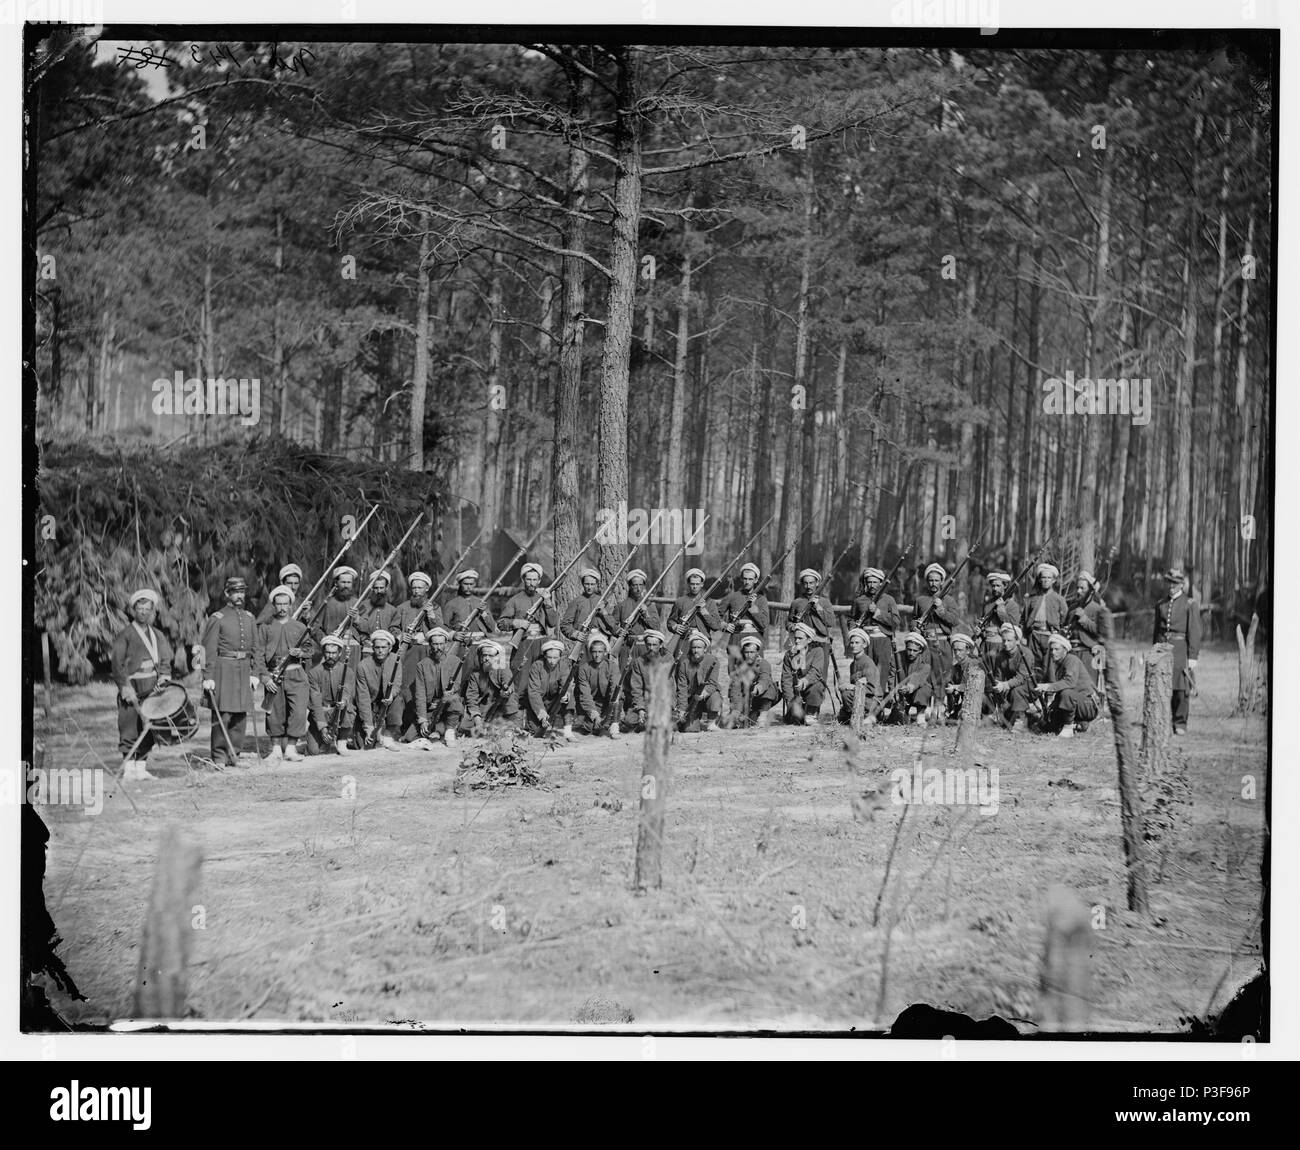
[315,566,362,670]
[355,629,403,750]
[623,628,670,734]
[443,570,494,665]
[912,562,959,706]
[667,567,722,658]
[942,627,989,723]
[306,634,355,755]
[609,568,663,680]
[1033,632,1100,738]
[1023,562,1069,675]
[893,631,933,726]
[719,562,770,659]
[1068,571,1112,703]
[728,628,779,728]
[780,621,825,726]
[499,562,558,687]
[561,567,619,645]
[787,568,835,684]
[1153,566,1201,736]
[257,563,308,624]
[392,570,443,738]
[410,627,464,749]
[355,569,401,657]
[258,584,314,762]
[110,588,179,780]
[674,629,723,732]
[850,566,899,698]
[462,638,520,735]
[988,623,1035,732]
[838,627,880,726]
[574,632,620,735]
[979,570,1021,656]
[524,638,573,739]
[200,575,266,767]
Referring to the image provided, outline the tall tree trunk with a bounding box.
[409,220,432,471]
[663,190,693,598]
[596,47,642,591]
[553,67,592,607]
[778,152,815,601]
[480,249,505,551]
[1233,124,1258,603]
[273,208,288,436]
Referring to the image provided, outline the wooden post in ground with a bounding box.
[1234,613,1264,715]
[133,826,203,1018]
[953,655,985,763]
[1102,647,1148,913]
[1140,643,1187,882]
[634,662,672,893]
[1038,884,1093,1031]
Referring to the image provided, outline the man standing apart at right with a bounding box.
[1154,566,1201,736]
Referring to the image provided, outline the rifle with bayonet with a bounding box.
[977,533,1055,636]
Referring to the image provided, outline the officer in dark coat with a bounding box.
[201,575,265,767]
[1154,567,1202,735]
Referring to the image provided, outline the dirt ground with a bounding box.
[29,637,1266,1033]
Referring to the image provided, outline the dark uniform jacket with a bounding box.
[258,616,313,683]
[850,591,900,635]
[355,653,402,728]
[674,652,722,713]
[560,593,617,642]
[201,608,265,711]
[627,652,672,713]
[411,655,460,722]
[1153,592,1201,691]
[498,590,557,636]
[610,595,662,641]
[308,659,356,733]
[780,647,825,703]
[1024,588,1069,635]
[576,657,619,719]
[912,592,960,641]
[111,622,177,694]
[525,657,572,718]
[728,656,778,711]
[444,594,494,636]
[666,594,721,640]
[719,589,771,637]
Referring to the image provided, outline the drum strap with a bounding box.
[132,622,160,668]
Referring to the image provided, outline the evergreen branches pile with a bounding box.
[35,439,443,683]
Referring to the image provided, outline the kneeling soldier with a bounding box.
[524,638,572,739]
[1033,632,1100,738]
[781,622,826,725]
[411,626,463,749]
[729,630,779,728]
[463,638,520,735]
[623,628,670,733]
[307,634,356,755]
[674,629,723,731]
[260,584,313,762]
[892,631,933,725]
[943,628,988,723]
[838,627,880,725]
[574,632,620,735]
[356,629,403,749]
[988,623,1035,731]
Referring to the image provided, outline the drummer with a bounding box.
[110,588,177,781]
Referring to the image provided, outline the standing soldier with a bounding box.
[1068,570,1111,688]
[850,566,900,698]
[787,568,835,684]
[200,575,265,767]
[609,568,663,679]
[719,562,770,652]
[893,632,933,726]
[393,570,443,738]
[462,638,520,735]
[1033,632,1100,738]
[257,563,308,624]
[728,629,779,728]
[444,570,493,662]
[562,567,619,644]
[988,623,1035,731]
[258,584,313,762]
[356,569,401,656]
[1154,567,1201,736]
[110,588,178,780]
[838,627,879,726]
[411,627,463,749]
[667,567,722,656]
[499,562,558,686]
[623,628,670,734]
[780,621,825,726]
[913,562,959,707]
[1023,563,1069,673]
[674,630,723,731]
[524,638,572,739]
[574,632,619,735]
[315,566,362,670]
[355,629,403,750]
[306,634,356,755]
[979,570,1021,655]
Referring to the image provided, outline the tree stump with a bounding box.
[634,662,672,893]
[1234,613,1266,715]
[1038,885,1093,1031]
[1139,644,1189,881]
[952,655,985,764]
[133,825,203,1019]
[1102,649,1148,913]
[850,674,866,735]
